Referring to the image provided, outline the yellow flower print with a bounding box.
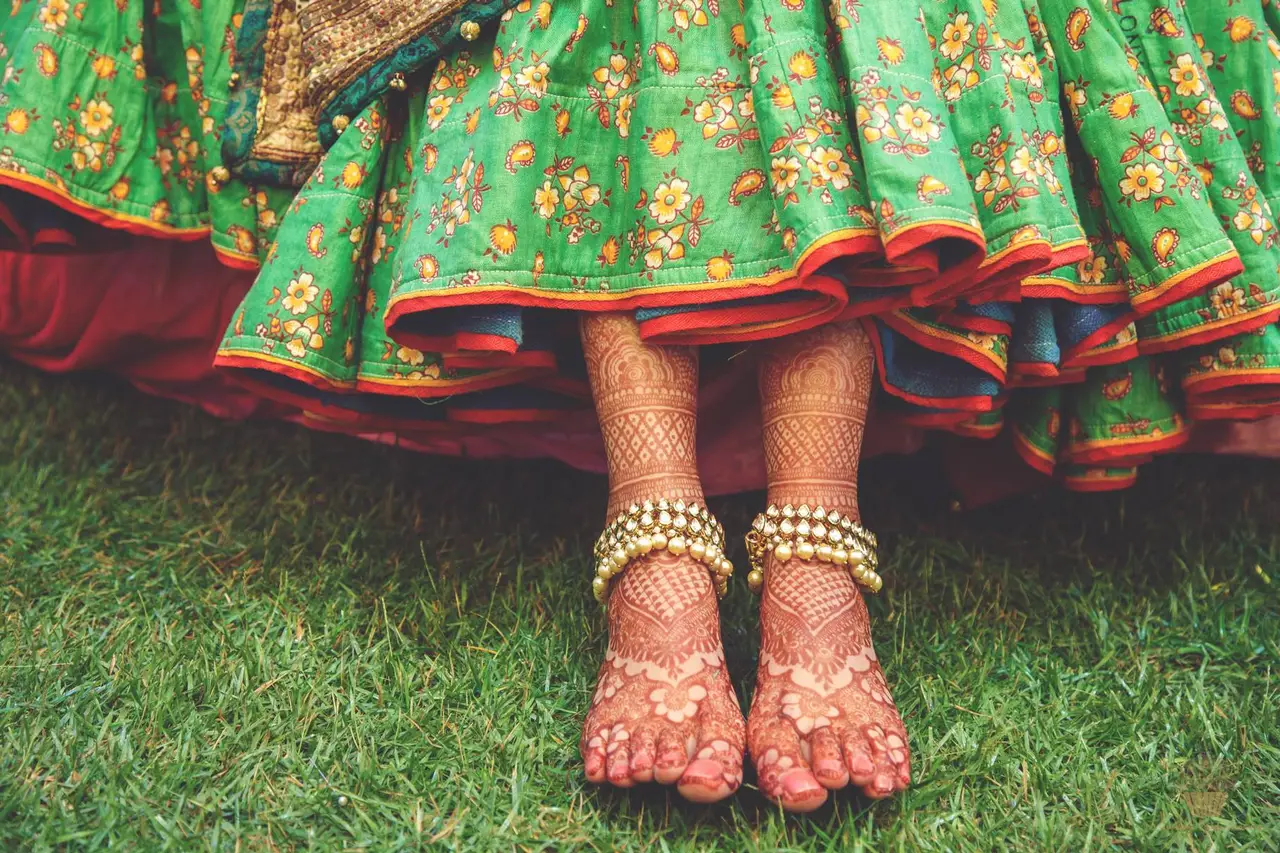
[1119,162,1164,202]
[705,252,734,281]
[643,225,687,269]
[415,255,439,280]
[1009,146,1038,184]
[306,224,326,258]
[283,272,319,315]
[692,95,739,139]
[806,146,853,191]
[109,178,129,200]
[38,0,68,30]
[427,95,454,130]
[649,177,691,224]
[33,44,58,77]
[771,83,795,109]
[558,165,602,210]
[4,109,32,135]
[81,99,113,137]
[877,37,904,65]
[1168,54,1204,98]
[534,179,560,218]
[91,53,117,79]
[286,338,307,358]
[770,156,801,194]
[941,54,980,102]
[669,0,709,33]
[488,220,519,256]
[788,50,818,82]
[515,62,550,97]
[645,127,682,157]
[1225,15,1257,43]
[1077,253,1108,285]
[894,104,939,143]
[939,13,973,61]
[339,161,365,189]
[1004,53,1043,90]
[396,346,426,366]
[1209,282,1246,319]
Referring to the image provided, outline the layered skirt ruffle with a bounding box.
[0,0,291,265]
[4,0,1280,490]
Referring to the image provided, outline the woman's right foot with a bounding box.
[581,551,745,802]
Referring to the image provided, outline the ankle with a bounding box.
[764,489,859,523]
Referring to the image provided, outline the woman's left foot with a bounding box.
[747,555,910,811]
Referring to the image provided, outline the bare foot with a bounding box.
[747,556,910,811]
[581,551,745,802]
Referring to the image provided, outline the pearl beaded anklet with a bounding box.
[744,503,882,593]
[591,499,734,603]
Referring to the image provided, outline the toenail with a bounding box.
[873,773,893,793]
[849,754,875,776]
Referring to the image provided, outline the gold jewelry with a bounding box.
[744,503,882,594]
[592,499,733,603]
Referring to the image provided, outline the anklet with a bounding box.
[744,504,882,594]
[592,499,734,603]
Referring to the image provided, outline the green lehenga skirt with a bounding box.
[2,0,1280,490]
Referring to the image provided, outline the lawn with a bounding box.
[1,358,1277,851]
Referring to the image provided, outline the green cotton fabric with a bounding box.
[0,0,291,263]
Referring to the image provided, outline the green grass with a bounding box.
[1,358,1277,851]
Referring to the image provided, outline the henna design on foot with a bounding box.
[580,314,745,802]
[748,322,911,811]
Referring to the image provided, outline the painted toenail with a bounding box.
[849,754,875,776]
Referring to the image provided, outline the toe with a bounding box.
[653,728,692,785]
[840,731,876,787]
[887,731,912,789]
[582,730,608,784]
[677,737,743,803]
[807,727,849,790]
[606,742,635,788]
[628,725,658,784]
[859,725,900,799]
[751,721,828,812]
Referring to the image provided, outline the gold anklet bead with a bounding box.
[745,504,882,594]
[591,499,733,603]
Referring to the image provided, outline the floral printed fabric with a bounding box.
[3,0,1280,489]
[0,0,291,265]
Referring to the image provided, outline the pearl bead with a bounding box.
[848,548,866,569]
[612,548,628,569]
[817,544,833,562]
[625,540,640,558]
[651,533,668,552]
[832,548,848,565]
[747,569,764,591]
[689,541,706,561]
[718,558,734,576]
[773,542,793,562]
[796,540,816,561]
[636,535,653,554]
[460,20,481,40]
[667,536,687,555]
[596,563,613,580]
[592,576,608,598]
